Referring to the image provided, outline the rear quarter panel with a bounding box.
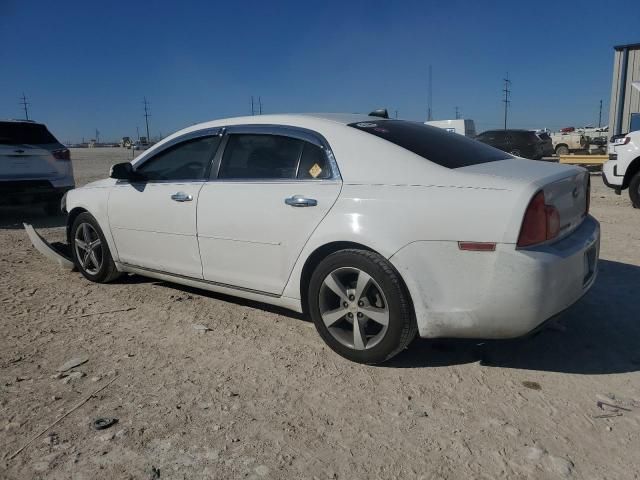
[282,182,523,300]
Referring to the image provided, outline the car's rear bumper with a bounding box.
[0,180,74,205]
[390,215,600,339]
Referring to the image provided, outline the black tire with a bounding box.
[555,145,569,156]
[70,212,121,283]
[307,249,417,364]
[629,171,640,209]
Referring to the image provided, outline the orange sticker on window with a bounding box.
[309,163,322,178]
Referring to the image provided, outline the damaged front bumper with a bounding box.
[23,223,75,270]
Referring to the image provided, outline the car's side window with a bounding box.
[296,141,331,179]
[136,135,221,181]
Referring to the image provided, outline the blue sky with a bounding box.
[1,0,638,142]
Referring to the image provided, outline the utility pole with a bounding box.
[455,106,460,120]
[258,96,263,115]
[143,97,151,141]
[598,99,603,128]
[251,96,255,115]
[394,110,398,119]
[95,128,100,144]
[502,73,511,130]
[427,65,433,121]
[136,126,140,141]
[20,93,30,120]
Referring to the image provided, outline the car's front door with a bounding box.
[108,130,221,278]
[197,127,341,295]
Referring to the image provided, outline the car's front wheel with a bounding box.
[308,249,417,364]
[71,212,121,283]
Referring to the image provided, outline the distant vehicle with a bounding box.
[0,120,74,214]
[550,131,589,155]
[475,129,544,159]
[26,114,598,364]
[535,131,555,157]
[120,137,133,148]
[139,136,149,146]
[425,119,476,137]
[603,130,640,207]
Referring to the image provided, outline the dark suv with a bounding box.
[475,129,545,160]
[0,120,75,214]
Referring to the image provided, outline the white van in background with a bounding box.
[425,119,477,137]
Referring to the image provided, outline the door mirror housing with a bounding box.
[110,162,138,180]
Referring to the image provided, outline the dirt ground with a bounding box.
[1,148,639,479]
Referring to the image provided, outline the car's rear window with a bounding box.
[0,122,59,145]
[348,120,510,168]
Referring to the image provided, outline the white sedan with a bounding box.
[28,113,600,364]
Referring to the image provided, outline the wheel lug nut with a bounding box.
[348,295,355,301]
[358,301,364,307]
[357,312,363,318]
[343,302,348,308]
[348,312,353,318]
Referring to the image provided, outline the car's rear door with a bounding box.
[108,130,221,278]
[197,126,341,295]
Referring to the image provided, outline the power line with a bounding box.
[20,93,30,121]
[598,99,603,128]
[143,97,151,141]
[427,65,433,121]
[502,73,511,130]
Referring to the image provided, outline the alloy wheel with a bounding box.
[74,223,103,275]
[318,267,390,350]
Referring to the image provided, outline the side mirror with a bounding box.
[110,162,137,180]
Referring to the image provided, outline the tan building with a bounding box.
[609,42,640,135]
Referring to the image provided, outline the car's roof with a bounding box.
[185,113,385,131]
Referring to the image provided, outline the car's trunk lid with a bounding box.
[459,158,590,241]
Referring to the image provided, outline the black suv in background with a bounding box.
[475,129,545,160]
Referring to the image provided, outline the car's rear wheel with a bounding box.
[629,171,640,209]
[555,145,569,156]
[308,249,417,364]
[71,212,121,283]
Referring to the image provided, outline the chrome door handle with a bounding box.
[171,192,193,202]
[285,195,317,207]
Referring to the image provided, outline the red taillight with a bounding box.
[52,148,70,161]
[517,191,560,248]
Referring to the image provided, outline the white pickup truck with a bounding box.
[602,130,640,207]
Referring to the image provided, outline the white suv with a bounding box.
[0,120,75,214]
[603,131,640,207]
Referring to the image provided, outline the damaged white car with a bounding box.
[26,113,600,364]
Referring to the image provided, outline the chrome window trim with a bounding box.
[130,128,223,183]
[209,124,342,182]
